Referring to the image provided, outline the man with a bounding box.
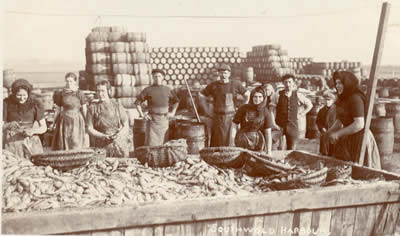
[274,74,313,150]
[317,90,337,156]
[200,64,250,147]
[135,69,179,146]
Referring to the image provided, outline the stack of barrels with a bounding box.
[289,57,313,75]
[302,61,363,78]
[3,69,16,98]
[84,26,152,111]
[149,47,245,86]
[244,44,293,83]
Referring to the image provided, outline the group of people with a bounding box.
[2,64,381,169]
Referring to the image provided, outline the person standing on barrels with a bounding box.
[274,74,313,150]
[326,71,381,169]
[86,80,129,157]
[233,86,273,154]
[135,69,180,146]
[3,79,47,159]
[316,90,337,156]
[200,64,250,147]
[51,72,89,150]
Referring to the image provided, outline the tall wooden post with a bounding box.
[358,2,390,165]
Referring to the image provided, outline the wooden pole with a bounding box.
[358,2,390,165]
[182,77,202,123]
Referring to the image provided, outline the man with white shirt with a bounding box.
[274,74,313,150]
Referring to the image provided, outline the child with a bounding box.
[316,90,337,155]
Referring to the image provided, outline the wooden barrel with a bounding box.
[86,32,109,42]
[88,42,110,53]
[111,53,131,64]
[117,97,137,109]
[306,105,320,139]
[378,87,390,98]
[373,102,386,117]
[386,102,400,134]
[115,86,137,98]
[175,120,206,154]
[88,53,111,64]
[113,64,133,74]
[131,52,150,64]
[129,42,148,53]
[370,117,394,156]
[113,74,136,87]
[133,118,147,149]
[108,32,125,42]
[126,32,146,42]
[3,69,16,89]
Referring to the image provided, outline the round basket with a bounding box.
[31,149,95,171]
[200,146,245,168]
[134,139,188,168]
[268,167,328,191]
[326,165,352,181]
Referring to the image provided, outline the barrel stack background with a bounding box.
[3,69,16,98]
[149,47,245,87]
[243,44,294,83]
[84,26,153,126]
[289,57,313,75]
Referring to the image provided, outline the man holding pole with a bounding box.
[200,64,250,147]
[135,69,180,146]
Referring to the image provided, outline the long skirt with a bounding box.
[211,113,235,147]
[319,132,335,156]
[4,131,43,159]
[145,113,169,146]
[333,129,381,169]
[235,130,265,151]
[51,111,89,150]
[93,128,129,158]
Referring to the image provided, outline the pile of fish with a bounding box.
[2,150,271,213]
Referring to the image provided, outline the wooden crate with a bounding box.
[2,151,400,235]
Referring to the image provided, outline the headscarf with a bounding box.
[333,71,366,103]
[8,78,35,109]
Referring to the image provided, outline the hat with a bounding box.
[152,69,166,76]
[11,79,33,94]
[218,64,231,72]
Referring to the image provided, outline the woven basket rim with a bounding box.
[31,148,94,158]
[200,146,244,153]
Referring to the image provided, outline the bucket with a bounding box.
[175,120,206,154]
[370,116,394,156]
[386,102,400,134]
[133,118,147,149]
[306,106,320,139]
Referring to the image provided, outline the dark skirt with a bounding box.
[234,130,265,151]
[211,113,235,147]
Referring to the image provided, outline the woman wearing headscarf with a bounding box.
[51,72,89,150]
[3,79,47,159]
[326,71,381,169]
[86,80,129,157]
[233,86,273,154]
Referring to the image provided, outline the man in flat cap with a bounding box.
[135,69,179,146]
[200,64,250,147]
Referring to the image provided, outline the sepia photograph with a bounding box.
[2,0,400,235]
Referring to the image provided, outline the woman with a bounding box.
[326,71,381,169]
[3,79,47,159]
[86,80,129,157]
[233,86,273,154]
[51,72,89,150]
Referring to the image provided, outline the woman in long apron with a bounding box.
[86,80,129,157]
[3,79,47,159]
[326,71,381,169]
[51,72,89,150]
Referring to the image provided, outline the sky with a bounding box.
[2,0,400,72]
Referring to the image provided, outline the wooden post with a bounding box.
[359,2,391,165]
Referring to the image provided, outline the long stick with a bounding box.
[183,77,201,123]
[359,2,390,165]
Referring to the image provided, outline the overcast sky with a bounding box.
[2,0,400,71]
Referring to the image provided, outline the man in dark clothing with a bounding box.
[200,64,250,147]
[274,74,313,150]
[317,91,337,155]
[135,69,180,146]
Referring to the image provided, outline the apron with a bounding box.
[93,100,129,157]
[145,106,170,146]
[211,82,236,147]
[3,122,43,159]
[235,130,265,151]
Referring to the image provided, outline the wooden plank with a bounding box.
[237,216,255,236]
[353,205,374,235]
[372,203,389,235]
[310,211,320,236]
[317,209,332,236]
[395,207,400,235]
[251,216,264,236]
[359,2,391,164]
[4,181,399,235]
[164,223,182,236]
[383,203,400,235]
[262,214,279,235]
[298,211,312,236]
[329,208,344,236]
[125,227,153,236]
[341,207,356,236]
[276,212,294,236]
[183,222,198,236]
[374,203,400,235]
[90,231,108,236]
[153,225,164,236]
[217,218,238,236]
[291,212,301,236]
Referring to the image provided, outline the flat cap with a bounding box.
[218,64,231,71]
[151,69,166,76]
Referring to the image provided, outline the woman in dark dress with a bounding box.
[233,86,273,154]
[326,71,381,169]
[51,72,89,150]
[3,79,47,159]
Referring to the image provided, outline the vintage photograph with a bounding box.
[2,0,400,235]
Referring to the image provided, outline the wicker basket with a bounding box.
[268,167,328,191]
[199,146,245,168]
[326,165,352,181]
[31,149,95,171]
[134,139,188,168]
[243,151,294,176]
